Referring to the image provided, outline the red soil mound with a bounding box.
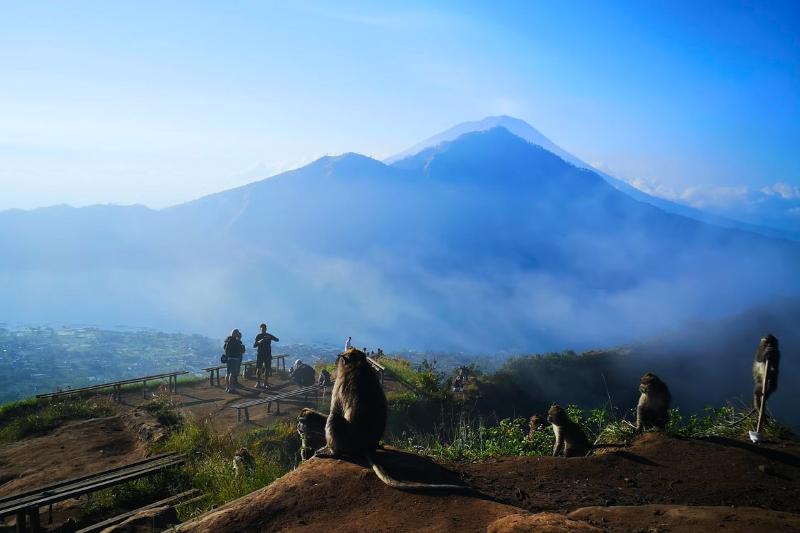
[178,434,800,532]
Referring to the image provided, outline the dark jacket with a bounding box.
[224,336,246,359]
[254,332,279,357]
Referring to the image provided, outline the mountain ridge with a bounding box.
[387,116,799,241]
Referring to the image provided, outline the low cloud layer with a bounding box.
[625,177,800,233]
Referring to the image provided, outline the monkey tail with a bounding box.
[727,408,756,427]
[366,452,472,492]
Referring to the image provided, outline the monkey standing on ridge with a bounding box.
[547,404,590,457]
[636,372,671,432]
[753,334,780,411]
[297,348,469,491]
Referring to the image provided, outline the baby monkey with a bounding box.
[547,404,589,457]
[233,447,256,478]
[528,414,549,440]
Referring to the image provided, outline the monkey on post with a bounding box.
[636,372,671,433]
[547,404,590,457]
[753,334,780,412]
[297,348,469,491]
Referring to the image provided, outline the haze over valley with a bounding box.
[2,118,798,357]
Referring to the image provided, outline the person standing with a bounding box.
[344,336,352,351]
[224,329,246,393]
[254,323,279,389]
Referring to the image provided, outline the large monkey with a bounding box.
[636,373,671,432]
[547,404,590,457]
[297,349,469,491]
[753,334,781,411]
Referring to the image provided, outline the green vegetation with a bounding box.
[82,399,299,522]
[386,356,794,461]
[0,350,793,528]
[395,403,793,462]
[0,396,114,443]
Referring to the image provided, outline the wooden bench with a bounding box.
[75,489,200,533]
[0,453,185,532]
[203,358,275,386]
[241,360,257,378]
[201,364,226,386]
[230,384,325,422]
[367,356,385,385]
[272,354,288,375]
[36,371,190,402]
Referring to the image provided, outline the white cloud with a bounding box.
[624,177,800,210]
[621,177,800,232]
[761,182,800,200]
[678,185,751,209]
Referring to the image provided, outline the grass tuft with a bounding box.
[0,396,114,443]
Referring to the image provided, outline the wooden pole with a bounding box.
[755,360,770,435]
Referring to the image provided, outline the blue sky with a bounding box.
[1,1,798,211]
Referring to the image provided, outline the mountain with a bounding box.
[388,116,799,241]
[1,126,798,352]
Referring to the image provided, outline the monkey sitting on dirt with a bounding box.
[753,334,780,412]
[297,407,327,461]
[636,372,671,432]
[232,447,256,478]
[528,414,548,440]
[547,404,590,457]
[297,348,468,491]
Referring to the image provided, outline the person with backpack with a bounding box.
[253,323,279,389]
[223,329,246,393]
[289,359,315,387]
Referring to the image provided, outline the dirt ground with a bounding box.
[4,373,800,532]
[117,368,407,434]
[0,415,148,531]
[0,416,145,497]
[178,433,800,533]
[0,370,340,532]
[459,432,800,513]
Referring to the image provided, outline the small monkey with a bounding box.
[297,407,327,461]
[299,349,469,491]
[753,334,780,411]
[232,447,255,478]
[547,404,589,457]
[636,372,671,432]
[528,414,548,440]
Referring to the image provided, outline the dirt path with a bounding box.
[0,416,145,497]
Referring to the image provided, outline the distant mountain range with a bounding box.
[1,120,798,352]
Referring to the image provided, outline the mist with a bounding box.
[2,129,798,360]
